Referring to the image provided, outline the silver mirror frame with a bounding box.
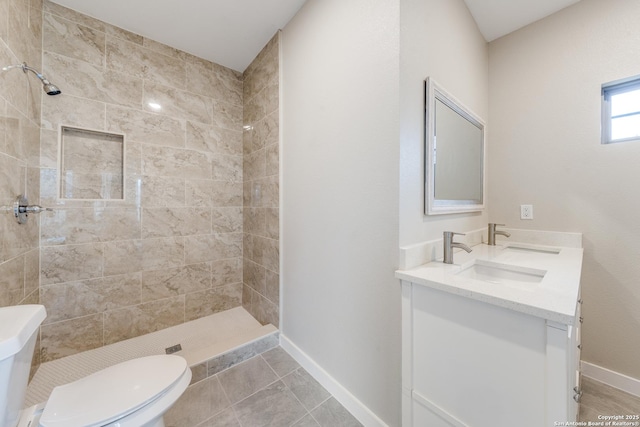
[425,77,486,215]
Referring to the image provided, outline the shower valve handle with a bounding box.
[12,195,53,224]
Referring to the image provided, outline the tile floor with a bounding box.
[165,346,363,427]
[580,376,640,421]
[168,351,640,427]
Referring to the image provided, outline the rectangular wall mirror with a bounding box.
[425,77,485,215]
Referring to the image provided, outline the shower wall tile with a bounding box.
[106,105,186,147]
[41,93,105,131]
[244,259,266,295]
[211,99,243,131]
[25,248,39,295]
[266,139,279,176]
[142,145,212,180]
[103,295,185,344]
[265,270,279,304]
[141,175,186,207]
[141,263,211,303]
[1,0,37,387]
[243,33,279,327]
[186,121,242,156]
[6,0,32,72]
[103,239,143,276]
[45,51,143,108]
[143,81,212,124]
[211,207,243,234]
[0,255,25,307]
[185,61,243,106]
[0,0,8,42]
[143,38,187,62]
[43,13,106,67]
[244,35,278,92]
[43,1,107,34]
[40,313,103,361]
[41,207,141,245]
[0,41,29,120]
[35,2,251,359]
[41,243,103,285]
[265,208,279,240]
[106,36,186,89]
[211,258,243,287]
[184,283,243,321]
[141,207,211,238]
[184,233,242,265]
[0,151,25,205]
[40,274,141,324]
[211,153,243,183]
[211,181,243,207]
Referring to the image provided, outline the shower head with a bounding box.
[2,62,61,95]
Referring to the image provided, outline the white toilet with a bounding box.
[0,305,192,427]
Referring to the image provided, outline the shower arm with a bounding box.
[4,63,46,80]
[2,62,61,95]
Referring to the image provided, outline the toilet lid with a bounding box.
[39,355,188,427]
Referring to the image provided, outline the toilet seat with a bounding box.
[38,355,189,427]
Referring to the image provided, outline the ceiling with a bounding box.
[463,0,581,42]
[50,0,581,72]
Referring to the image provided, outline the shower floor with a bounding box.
[25,307,277,406]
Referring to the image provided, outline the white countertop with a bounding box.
[395,242,583,325]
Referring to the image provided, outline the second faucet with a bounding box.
[488,223,511,245]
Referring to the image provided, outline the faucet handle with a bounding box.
[489,223,505,227]
[444,231,466,236]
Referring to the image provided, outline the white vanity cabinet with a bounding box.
[400,280,581,427]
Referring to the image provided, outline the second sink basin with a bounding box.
[456,259,546,285]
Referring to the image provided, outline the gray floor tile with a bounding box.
[292,414,321,427]
[234,380,308,427]
[217,355,279,404]
[311,397,363,427]
[196,408,241,427]
[165,375,231,427]
[262,346,301,377]
[282,368,331,411]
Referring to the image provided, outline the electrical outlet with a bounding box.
[520,204,533,220]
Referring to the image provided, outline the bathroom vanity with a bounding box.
[396,237,583,427]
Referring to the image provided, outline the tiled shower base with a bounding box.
[25,307,278,406]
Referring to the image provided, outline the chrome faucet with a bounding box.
[443,231,472,264]
[488,223,511,245]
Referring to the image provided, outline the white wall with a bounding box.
[399,0,489,247]
[281,0,401,425]
[489,0,640,380]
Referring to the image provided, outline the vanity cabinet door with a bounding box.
[408,284,546,427]
[402,280,580,427]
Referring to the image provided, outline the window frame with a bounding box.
[602,75,640,144]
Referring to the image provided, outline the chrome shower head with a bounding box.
[2,62,62,95]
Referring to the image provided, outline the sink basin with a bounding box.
[456,259,546,285]
[503,245,560,255]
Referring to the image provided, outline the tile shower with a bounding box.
[0,0,280,364]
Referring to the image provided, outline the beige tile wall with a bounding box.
[0,0,43,375]
[242,34,280,327]
[38,0,248,361]
[0,0,42,308]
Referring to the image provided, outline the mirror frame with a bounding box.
[424,77,485,215]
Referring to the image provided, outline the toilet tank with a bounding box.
[0,305,46,427]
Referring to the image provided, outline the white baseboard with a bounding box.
[581,361,640,398]
[280,334,389,427]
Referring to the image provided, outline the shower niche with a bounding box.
[59,126,125,200]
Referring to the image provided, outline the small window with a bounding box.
[602,76,640,144]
